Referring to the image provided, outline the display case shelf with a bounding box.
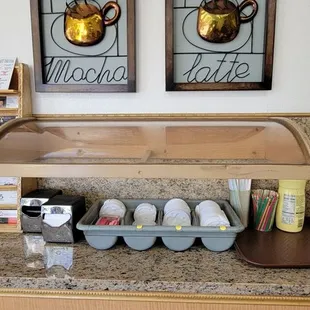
[0,90,19,95]
[0,117,309,179]
[0,205,17,210]
[0,108,19,116]
[0,185,18,191]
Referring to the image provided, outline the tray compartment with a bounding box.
[123,204,162,251]
[78,201,123,250]
[200,202,242,252]
[161,210,198,251]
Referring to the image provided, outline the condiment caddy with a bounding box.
[21,189,86,243]
[77,199,244,252]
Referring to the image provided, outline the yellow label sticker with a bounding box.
[176,225,182,231]
[220,226,227,231]
[136,225,143,230]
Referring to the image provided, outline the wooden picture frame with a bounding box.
[30,0,136,93]
[166,0,277,91]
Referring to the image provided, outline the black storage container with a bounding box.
[41,195,86,243]
[21,189,62,233]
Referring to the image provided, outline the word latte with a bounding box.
[183,53,251,83]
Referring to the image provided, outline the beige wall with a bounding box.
[0,0,310,114]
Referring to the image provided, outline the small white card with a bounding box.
[0,177,18,186]
[0,191,18,205]
[0,210,17,218]
[0,58,16,90]
[6,96,19,108]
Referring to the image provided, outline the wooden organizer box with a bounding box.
[0,178,37,232]
[0,63,35,232]
[0,63,32,118]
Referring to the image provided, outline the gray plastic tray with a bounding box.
[77,199,244,252]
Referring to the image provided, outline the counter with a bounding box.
[0,234,309,297]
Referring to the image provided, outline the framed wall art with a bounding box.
[166,0,277,91]
[30,0,135,93]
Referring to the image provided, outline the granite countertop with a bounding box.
[0,233,309,297]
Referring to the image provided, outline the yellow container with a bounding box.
[276,180,307,233]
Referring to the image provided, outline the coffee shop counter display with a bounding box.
[0,114,310,307]
[0,233,309,310]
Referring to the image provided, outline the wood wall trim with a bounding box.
[33,113,310,120]
[0,289,309,306]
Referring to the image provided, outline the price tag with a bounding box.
[0,191,17,204]
[0,177,18,186]
[6,96,19,108]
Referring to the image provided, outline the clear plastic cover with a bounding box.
[0,118,307,165]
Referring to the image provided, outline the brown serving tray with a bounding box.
[235,218,310,268]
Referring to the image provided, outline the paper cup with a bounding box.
[195,200,221,216]
[164,199,191,215]
[134,203,157,223]
[163,210,191,226]
[99,199,126,218]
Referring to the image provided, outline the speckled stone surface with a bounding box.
[38,178,310,216]
[0,233,310,296]
[38,178,230,209]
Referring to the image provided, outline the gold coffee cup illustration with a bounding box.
[197,0,258,43]
[65,0,121,46]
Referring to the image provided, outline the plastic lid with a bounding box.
[279,180,307,189]
[1,117,310,178]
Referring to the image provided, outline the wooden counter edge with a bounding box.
[0,289,309,306]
